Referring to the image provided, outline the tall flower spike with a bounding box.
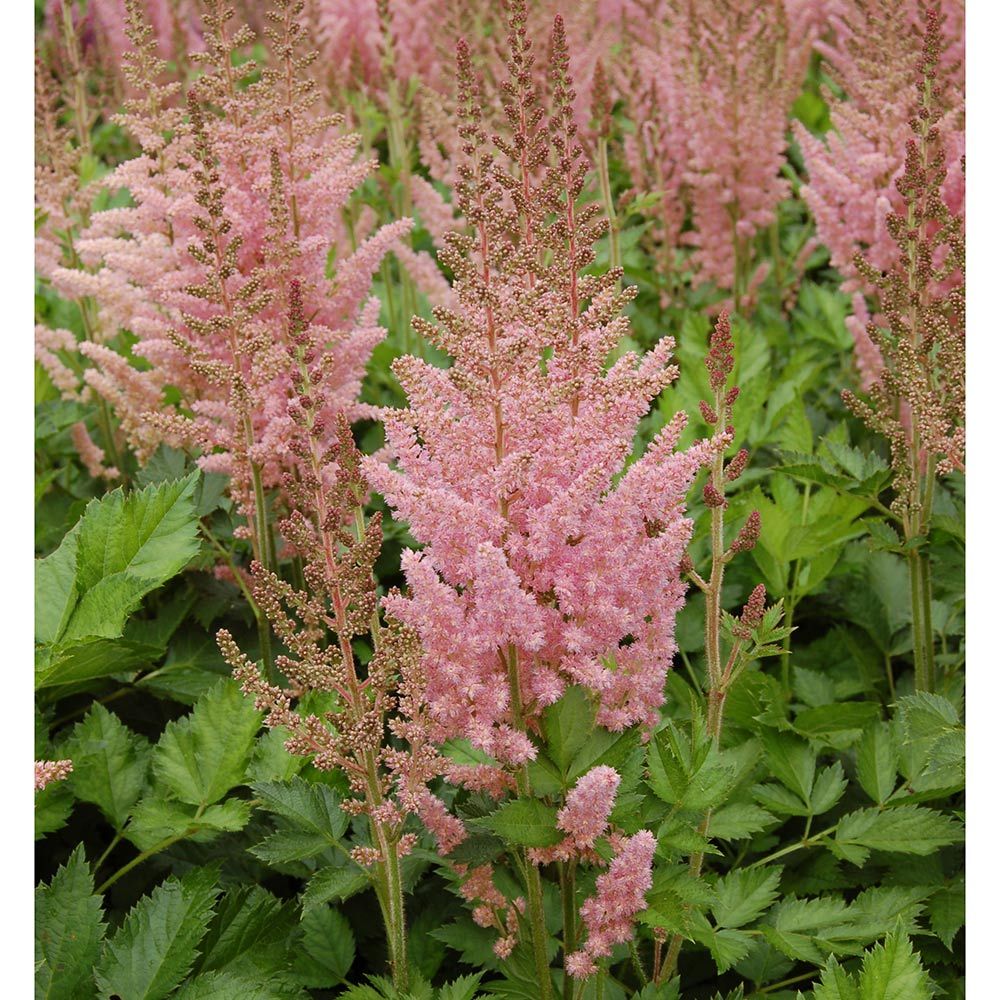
[796,0,964,387]
[364,5,714,774]
[565,830,656,979]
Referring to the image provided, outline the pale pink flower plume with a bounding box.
[795,0,964,387]
[530,765,621,864]
[35,759,73,792]
[566,829,656,978]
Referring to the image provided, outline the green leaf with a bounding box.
[810,762,849,815]
[437,973,485,1000]
[95,868,220,1000]
[196,886,294,975]
[250,777,349,862]
[795,703,880,737]
[302,867,371,913]
[760,731,815,806]
[298,906,355,988]
[153,679,261,806]
[38,475,200,646]
[833,806,963,866]
[712,867,782,929]
[34,518,82,645]
[65,703,150,829]
[707,803,777,840]
[813,956,861,1000]
[856,724,898,806]
[856,926,932,999]
[543,686,596,773]
[35,846,106,1000]
[175,971,308,1000]
[927,882,964,949]
[125,797,251,851]
[478,798,562,848]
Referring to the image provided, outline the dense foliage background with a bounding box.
[34,1,965,998]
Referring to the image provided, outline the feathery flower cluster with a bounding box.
[565,829,656,978]
[35,759,73,792]
[841,4,965,498]
[621,0,816,303]
[217,295,453,859]
[796,0,965,386]
[529,765,621,864]
[58,1,408,543]
[456,863,526,960]
[364,5,713,775]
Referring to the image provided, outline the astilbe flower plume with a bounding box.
[565,829,656,979]
[796,0,964,387]
[840,4,965,502]
[364,7,714,778]
[620,0,816,304]
[60,1,410,554]
[35,759,73,792]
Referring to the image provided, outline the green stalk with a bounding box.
[505,648,554,1000]
[561,860,577,1000]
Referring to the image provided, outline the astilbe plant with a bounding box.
[841,4,964,694]
[654,311,786,985]
[796,0,964,387]
[57,2,409,587]
[217,296,449,988]
[363,8,713,993]
[620,0,816,308]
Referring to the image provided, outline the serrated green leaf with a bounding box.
[250,777,349,863]
[437,973,484,1000]
[478,798,562,848]
[760,731,815,805]
[813,955,861,1000]
[175,971,308,1000]
[795,703,880,737]
[543,686,596,773]
[39,475,200,647]
[856,724,898,806]
[302,867,371,913]
[834,806,962,866]
[856,926,932,999]
[712,867,782,929]
[65,703,150,829]
[927,882,964,949]
[707,803,777,840]
[36,846,106,1000]
[153,679,261,806]
[298,905,355,988]
[95,869,220,1000]
[810,762,848,815]
[196,886,293,975]
[125,797,249,851]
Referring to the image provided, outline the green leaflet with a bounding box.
[35,474,201,689]
[35,846,106,1000]
[153,678,262,806]
[476,798,562,848]
[95,868,220,1000]
[833,805,963,866]
[250,776,350,863]
[65,702,151,830]
[298,905,356,988]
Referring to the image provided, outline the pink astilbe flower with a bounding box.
[530,765,621,864]
[66,1,408,543]
[456,863,527,960]
[621,0,816,303]
[795,0,964,386]
[364,7,712,773]
[565,829,656,978]
[35,759,73,792]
